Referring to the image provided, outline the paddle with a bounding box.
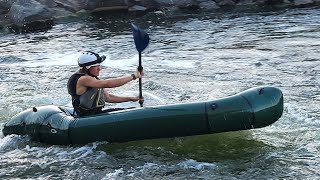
[131,23,150,107]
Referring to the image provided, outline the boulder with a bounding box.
[0,6,9,15]
[153,0,179,6]
[198,0,220,9]
[0,0,14,14]
[8,19,54,32]
[82,0,127,11]
[236,0,257,6]
[129,5,147,11]
[1,0,320,33]
[8,0,52,25]
[134,0,161,10]
[0,0,15,8]
[215,0,236,6]
[153,0,198,8]
[255,0,285,5]
[176,0,198,9]
[36,0,57,7]
[53,0,83,12]
[293,0,314,5]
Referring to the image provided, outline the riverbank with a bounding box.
[1,0,320,32]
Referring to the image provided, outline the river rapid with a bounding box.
[0,7,319,179]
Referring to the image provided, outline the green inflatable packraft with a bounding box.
[2,86,283,145]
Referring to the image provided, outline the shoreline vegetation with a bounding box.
[0,0,319,32]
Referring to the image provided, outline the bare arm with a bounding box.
[79,75,134,89]
[76,69,144,95]
[78,69,143,87]
[104,91,140,103]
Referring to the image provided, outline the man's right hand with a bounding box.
[130,96,144,103]
[135,69,144,79]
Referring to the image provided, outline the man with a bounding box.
[67,51,143,116]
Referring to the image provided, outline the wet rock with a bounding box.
[133,0,161,10]
[153,0,179,7]
[8,0,52,25]
[84,0,127,11]
[0,0,15,9]
[235,0,256,6]
[129,5,147,11]
[256,0,286,5]
[293,0,314,6]
[1,0,77,32]
[0,0,320,33]
[176,0,198,9]
[8,19,54,33]
[37,0,57,8]
[216,0,236,6]
[254,62,263,67]
[53,0,82,12]
[198,0,220,9]
[154,0,198,9]
[0,5,9,15]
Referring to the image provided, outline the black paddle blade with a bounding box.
[132,23,150,53]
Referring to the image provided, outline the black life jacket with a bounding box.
[67,69,105,116]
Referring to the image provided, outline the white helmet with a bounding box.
[78,51,106,68]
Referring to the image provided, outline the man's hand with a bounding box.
[130,96,144,103]
[134,69,144,79]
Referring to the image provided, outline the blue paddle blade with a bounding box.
[132,23,150,53]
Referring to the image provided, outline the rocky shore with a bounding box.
[0,0,319,32]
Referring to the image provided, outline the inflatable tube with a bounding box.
[2,86,283,145]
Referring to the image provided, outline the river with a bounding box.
[0,7,319,179]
